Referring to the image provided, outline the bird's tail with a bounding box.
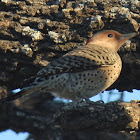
[0,86,41,104]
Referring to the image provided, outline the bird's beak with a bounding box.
[120,32,139,41]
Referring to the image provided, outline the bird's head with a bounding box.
[86,30,138,52]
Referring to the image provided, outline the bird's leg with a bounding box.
[72,96,84,104]
[79,94,92,103]
[84,98,91,102]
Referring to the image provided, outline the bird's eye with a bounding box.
[108,34,113,38]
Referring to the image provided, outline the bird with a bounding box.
[0,30,138,103]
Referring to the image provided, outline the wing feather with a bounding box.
[37,44,118,77]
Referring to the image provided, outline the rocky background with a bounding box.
[0,0,140,140]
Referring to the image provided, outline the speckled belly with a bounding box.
[51,56,122,101]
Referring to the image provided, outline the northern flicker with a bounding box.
[0,30,138,103]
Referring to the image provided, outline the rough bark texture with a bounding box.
[0,0,140,139]
[1,100,140,140]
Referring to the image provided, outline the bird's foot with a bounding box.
[96,100,104,104]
